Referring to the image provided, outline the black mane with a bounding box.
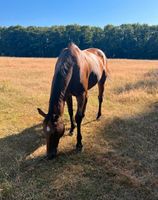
[47,47,76,117]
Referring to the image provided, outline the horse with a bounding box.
[37,43,109,159]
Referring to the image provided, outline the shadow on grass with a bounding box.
[0,124,44,169]
[102,101,158,169]
[96,101,158,199]
[0,117,98,168]
[0,103,158,200]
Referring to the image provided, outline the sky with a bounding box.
[0,0,158,27]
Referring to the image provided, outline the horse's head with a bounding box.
[37,108,65,159]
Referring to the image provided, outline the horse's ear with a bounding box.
[37,108,47,118]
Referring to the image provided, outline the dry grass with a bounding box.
[0,57,158,200]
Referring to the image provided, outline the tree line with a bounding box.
[0,24,158,59]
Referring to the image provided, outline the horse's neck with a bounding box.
[48,68,72,117]
[49,94,65,117]
[48,76,65,116]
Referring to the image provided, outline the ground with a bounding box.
[0,57,158,200]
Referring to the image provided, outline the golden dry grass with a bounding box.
[0,57,158,200]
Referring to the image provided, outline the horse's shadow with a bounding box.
[0,117,98,172]
[0,124,43,169]
[2,99,157,170]
[1,102,158,199]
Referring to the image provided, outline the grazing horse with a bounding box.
[38,43,109,159]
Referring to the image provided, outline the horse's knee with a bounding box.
[75,112,84,124]
[98,96,103,103]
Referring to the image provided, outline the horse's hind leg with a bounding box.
[75,92,88,151]
[97,72,106,119]
[66,94,75,134]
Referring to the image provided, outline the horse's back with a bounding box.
[67,44,107,95]
[84,48,106,60]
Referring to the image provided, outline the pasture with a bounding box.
[0,57,158,200]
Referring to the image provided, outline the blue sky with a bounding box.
[0,0,158,27]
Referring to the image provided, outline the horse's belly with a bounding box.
[88,72,98,89]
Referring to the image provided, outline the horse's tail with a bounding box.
[101,51,111,79]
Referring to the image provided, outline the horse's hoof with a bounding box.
[46,155,56,160]
[69,125,76,136]
[46,150,57,160]
[69,131,74,136]
[96,114,101,120]
[76,144,83,152]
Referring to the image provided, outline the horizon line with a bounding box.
[0,22,158,28]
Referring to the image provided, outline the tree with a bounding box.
[0,24,158,59]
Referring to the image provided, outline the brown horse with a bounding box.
[38,43,109,159]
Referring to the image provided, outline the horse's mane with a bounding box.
[55,43,79,77]
[68,42,80,55]
[48,43,78,117]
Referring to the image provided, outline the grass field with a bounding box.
[0,57,158,200]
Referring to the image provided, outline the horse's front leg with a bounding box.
[66,94,76,135]
[75,92,88,151]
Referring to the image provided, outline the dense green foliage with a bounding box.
[0,24,158,59]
